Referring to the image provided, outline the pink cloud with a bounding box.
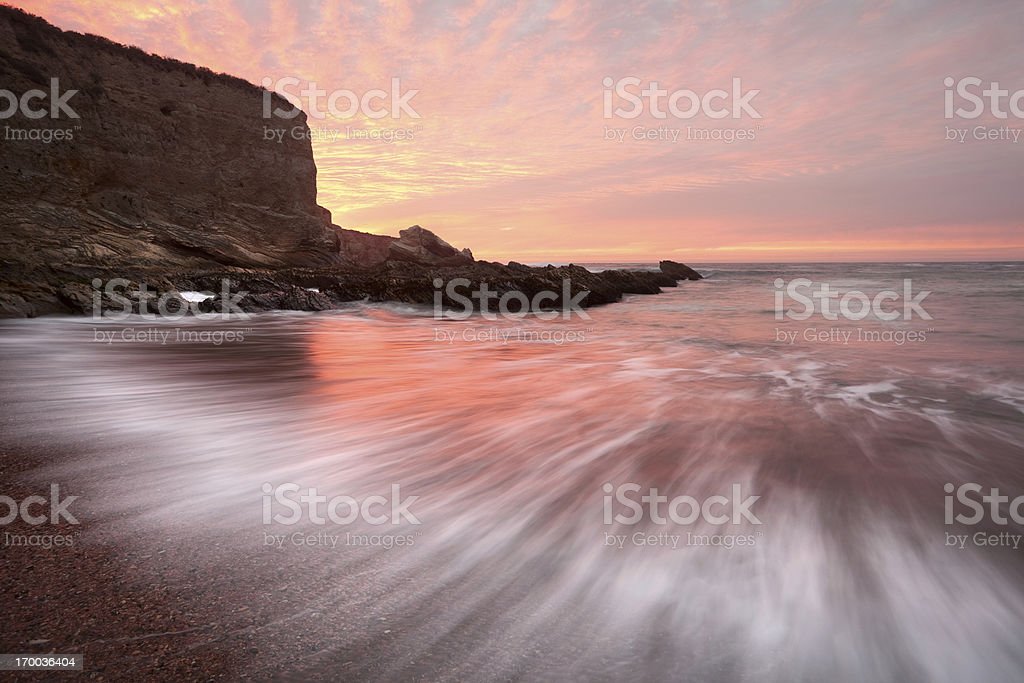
[13,0,1024,261]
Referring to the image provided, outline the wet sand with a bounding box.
[2,263,1024,681]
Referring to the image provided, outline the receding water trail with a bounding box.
[1,263,1022,681]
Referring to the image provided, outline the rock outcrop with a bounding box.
[335,225,475,268]
[660,260,704,281]
[70,260,688,317]
[336,228,396,267]
[387,226,474,266]
[0,6,703,318]
[0,5,341,282]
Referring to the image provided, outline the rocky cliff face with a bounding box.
[0,6,701,318]
[336,226,475,268]
[388,226,473,266]
[0,6,344,310]
[336,228,395,267]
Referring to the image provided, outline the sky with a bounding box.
[13,0,1024,262]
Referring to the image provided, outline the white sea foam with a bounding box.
[1,262,1021,681]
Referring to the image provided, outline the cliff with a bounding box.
[336,225,474,268]
[0,5,345,308]
[0,5,700,318]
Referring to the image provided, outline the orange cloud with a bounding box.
[12,0,1024,262]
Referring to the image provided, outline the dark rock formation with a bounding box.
[337,228,395,267]
[597,268,678,293]
[660,260,704,280]
[0,6,703,318]
[86,260,688,317]
[0,5,341,278]
[336,225,474,268]
[387,226,474,266]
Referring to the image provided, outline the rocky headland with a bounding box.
[0,6,701,318]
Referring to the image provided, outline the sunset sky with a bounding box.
[14,0,1024,262]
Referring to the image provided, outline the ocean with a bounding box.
[1,261,1022,680]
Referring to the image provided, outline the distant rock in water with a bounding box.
[0,5,703,317]
[660,260,704,280]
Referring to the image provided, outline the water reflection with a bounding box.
[1,263,1023,680]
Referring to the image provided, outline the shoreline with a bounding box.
[0,445,237,680]
[0,259,703,319]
